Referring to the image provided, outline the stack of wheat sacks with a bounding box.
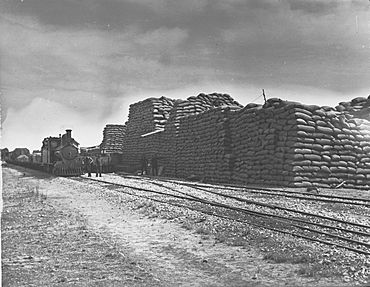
[230,98,370,188]
[162,93,242,177]
[289,99,370,188]
[336,96,370,121]
[100,124,126,154]
[121,97,174,171]
[117,92,370,187]
[174,107,240,182]
[230,100,292,186]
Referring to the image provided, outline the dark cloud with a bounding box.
[2,0,369,95]
[1,0,155,29]
[286,0,340,14]
[1,0,369,149]
[287,0,369,15]
[3,0,93,27]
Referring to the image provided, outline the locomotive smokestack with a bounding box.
[66,129,72,140]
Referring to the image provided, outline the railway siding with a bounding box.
[78,173,370,284]
[83,175,370,255]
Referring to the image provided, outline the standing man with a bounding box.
[95,154,103,177]
[84,156,93,177]
[151,154,158,176]
[140,155,147,175]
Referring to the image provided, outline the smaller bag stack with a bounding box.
[126,96,174,134]
[122,97,175,171]
[100,124,126,154]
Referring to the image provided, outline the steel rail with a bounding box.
[80,176,370,256]
[168,182,370,230]
[149,181,370,238]
[121,174,370,204]
[81,177,370,251]
[157,178,370,206]
[149,182,370,249]
[108,175,370,230]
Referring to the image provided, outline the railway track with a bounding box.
[79,175,370,256]
[122,174,370,207]
[116,175,370,230]
[177,181,370,206]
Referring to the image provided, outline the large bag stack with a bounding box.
[229,98,370,188]
[230,99,295,186]
[121,97,175,171]
[100,124,126,154]
[162,93,242,177]
[115,91,370,188]
[174,106,241,182]
[289,102,370,188]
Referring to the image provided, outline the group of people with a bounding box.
[83,154,103,177]
[83,154,159,177]
[141,155,158,176]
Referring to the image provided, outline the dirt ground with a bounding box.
[1,166,366,286]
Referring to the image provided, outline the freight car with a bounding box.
[41,129,83,176]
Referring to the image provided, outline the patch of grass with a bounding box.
[230,236,247,247]
[135,201,153,210]
[214,233,227,243]
[182,221,193,231]
[78,225,88,231]
[163,213,176,220]
[263,252,292,264]
[296,264,322,277]
[195,226,211,235]
[134,203,145,209]
[296,263,341,278]
[147,212,158,219]
[263,251,315,264]
[200,234,210,240]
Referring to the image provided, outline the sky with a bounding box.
[1,0,369,151]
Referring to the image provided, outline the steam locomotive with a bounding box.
[5,129,84,176]
[41,129,84,176]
